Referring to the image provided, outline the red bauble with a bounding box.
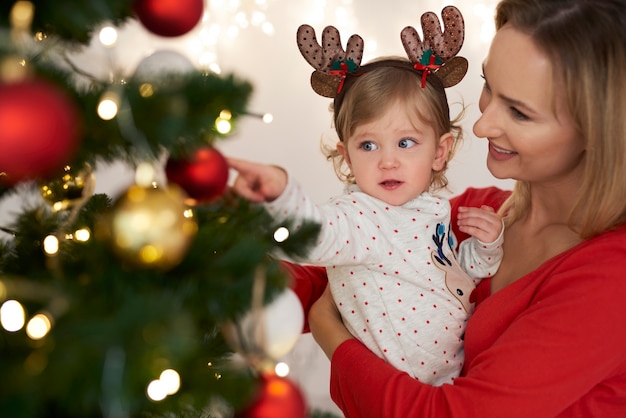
[235,373,307,418]
[134,0,204,37]
[165,147,229,203]
[0,80,81,186]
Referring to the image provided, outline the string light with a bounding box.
[9,0,34,31]
[26,313,52,340]
[215,109,233,134]
[262,113,273,123]
[146,368,182,401]
[1,299,25,332]
[43,235,60,255]
[97,91,120,120]
[159,369,181,395]
[147,380,168,401]
[98,25,118,47]
[74,228,91,242]
[275,361,290,377]
[273,226,289,243]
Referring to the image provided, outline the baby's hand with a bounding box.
[227,157,288,203]
[457,205,503,244]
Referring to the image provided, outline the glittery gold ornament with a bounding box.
[104,184,198,271]
[40,163,95,212]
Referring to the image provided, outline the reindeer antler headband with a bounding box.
[296,6,468,101]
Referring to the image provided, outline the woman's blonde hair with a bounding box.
[494,0,626,239]
[321,61,463,192]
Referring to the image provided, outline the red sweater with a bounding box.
[288,187,626,417]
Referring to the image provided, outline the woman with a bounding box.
[291,0,626,416]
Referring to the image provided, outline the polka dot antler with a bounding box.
[296,5,468,99]
[401,6,468,88]
[296,25,364,98]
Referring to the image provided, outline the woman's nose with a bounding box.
[473,93,502,139]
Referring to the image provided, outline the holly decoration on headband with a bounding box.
[329,59,359,94]
[330,59,359,73]
[413,49,443,88]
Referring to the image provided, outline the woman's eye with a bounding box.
[480,74,491,93]
[399,138,417,148]
[360,141,378,151]
[510,107,529,121]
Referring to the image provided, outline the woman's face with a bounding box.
[473,24,585,186]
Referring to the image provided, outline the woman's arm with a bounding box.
[281,261,328,333]
[308,285,355,358]
[321,235,626,418]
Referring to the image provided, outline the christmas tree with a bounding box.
[0,1,325,416]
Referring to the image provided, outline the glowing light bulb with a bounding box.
[43,235,59,255]
[26,313,52,340]
[1,300,25,332]
[99,25,118,47]
[97,92,120,120]
[10,0,34,30]
[74,228,91,242]
[275,362,290,377]
[147,379,168,401]
[215,118,232,134]
[273,226,289,243]
[159,369,181,395]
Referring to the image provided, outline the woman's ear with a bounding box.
[432,133,453,172]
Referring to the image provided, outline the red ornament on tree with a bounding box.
[235,373,307,418]
[165,146,229,203]
[0,79,81,186]
[133,0,204,37]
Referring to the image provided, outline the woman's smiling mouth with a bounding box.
[489,142,517,161]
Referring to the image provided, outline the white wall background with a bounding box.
[1,0,515,414]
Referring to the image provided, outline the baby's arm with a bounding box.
[456,205,504,280]
[227,157,287,203]
[456,205,503,244]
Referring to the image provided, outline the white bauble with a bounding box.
[134,49,195,81]
[223,288,304,361]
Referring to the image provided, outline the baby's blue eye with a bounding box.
[399,138,416,148]
[360,141,378,151]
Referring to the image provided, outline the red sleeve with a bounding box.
[328,224,626,417]
[281,261,328,333]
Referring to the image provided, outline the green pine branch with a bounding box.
[0,1,324,416]
[1,0,136,44]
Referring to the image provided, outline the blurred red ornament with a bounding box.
[235,373,307,418]
[133,0,204,37]
[165,147,229,203]
[0,79,81,186]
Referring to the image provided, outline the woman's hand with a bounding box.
[309,285,354,360]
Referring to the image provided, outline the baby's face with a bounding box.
[339,101,448,206]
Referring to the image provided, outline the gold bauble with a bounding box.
[40,163,95,212]
[106,184,198,271]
